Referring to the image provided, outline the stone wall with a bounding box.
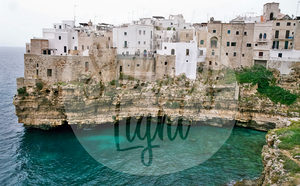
[155,54,176,79]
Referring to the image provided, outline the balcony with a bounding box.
[272,36,293,41]
[257,39,268,43]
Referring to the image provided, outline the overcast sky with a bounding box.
[0,0,299,47]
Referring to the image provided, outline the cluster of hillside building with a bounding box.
[20,2,300,88]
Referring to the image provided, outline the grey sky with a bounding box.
[0,0,298,47]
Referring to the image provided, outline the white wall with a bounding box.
[157,42,197,79]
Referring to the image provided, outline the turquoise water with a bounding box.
[0,47,267,185]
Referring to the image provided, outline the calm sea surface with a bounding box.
[0,47,267,185]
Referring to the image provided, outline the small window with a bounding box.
[199,50,203,56]
[186,49,189,55]
[28,50,30,53]
[138,41,140,44]
[54,25,56,28]
[276,22,280,26]
[144,41,146,45]
[59,25,61,29]
[226,53,228,56]
[37,63,39,67]
[64,46,67,53]
[227,42,230,46]
[171,49,175,55]
[137,64,140,67]
[74,46,77,50]
[263,33,267,39]
[139,30,141,35]
[244,32,247,35]
[278,53,282,57]
[213,30,216,33]
[231,42,236,46]
[59,36,61,40]
[287,22,291,26]
[259,52,263,56]
[212,51,215,55]
[124,32,127,35]
[184,27,186,29]
[165,62,167,65]
[233,52,236,56]
[82,45,84,50]
[85,62,89,72]
[259,33,262,39]
[200,40,204,45]
[143,30,146,35]
[72,37,74,39]
[108,37,110,41]
[246,43,251,47]
[242,54,244,57]
[47,69,52,77]
[255,44,258,46]
[294,23,296,26]
[215,62,218,65]
[186,34,189,37]
[236,31,239,35]
[164,46,167,49]
[228,30,230,34]
[36,69,39,75]
[87,46,89,49]
[209,61,212,65]
[171,22,173,25]
[186,60,188,62]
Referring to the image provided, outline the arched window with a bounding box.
[270,13,273,20]
[259,33,262,39]
[85,62,89,72]
[171,49,175,55]
[263,33,267,39]
[210,37,218,48]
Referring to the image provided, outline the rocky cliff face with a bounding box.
[13,68,300,131]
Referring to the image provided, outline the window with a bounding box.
[108,37,110,41]
[74,46,77,50]
[72,37,74,39]
[59,36,61,40]
[186,49,189,55]
[276,22,280,26]
[278,53,282,57]
[228,30,230,34]
[64,46,67,53]
[244,32,247,35]
[255,44,258,46]
[144,41,146,45]
[151,31,152,39]
[171,49,175,55]
[139,30,141,35]
[28,50,30,53]
[242,54,244,57]
[213,30,216,33]
[164,46,167,49]
[284,41,289,49]
[87,46,89,49]
[43,50,47,55]
[54,25,56,28]
[210,37,217,47]
[36,69,39,75]
[199,50,203,56]
[165,62,167,65]
[138,41,140,44]
[259,52,263,57]
[59,25,61,29]
[143,30,146,35]
[137,64,140,67]
[259,33,262,39]
[272,41,279,49]
[226,53,228,56]
[246,43,251,47]
[209,61,212,65]
[124,41,127,47]
[270,13,273,20]
[236,31,239,35]
[231,42,236,46]
[263,33,267,39]
[200,40,204,45]
[186,34,189,37]
[186,60,188,62]
[212,51,215,55]
[184,27,186,29]
[47,69,52,77]
[82,45,84,50]
[171,22,173,25]
[85,62,89,72]
[275,30,279,38]
[227,42,230,46]
[124,32,127,35]
[233,52,236,57]
[287,22,291,26]
[285,30,290,39]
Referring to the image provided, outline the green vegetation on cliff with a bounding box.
[275,121,300,150]
[236,65,297,105]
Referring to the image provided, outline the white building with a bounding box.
[157,42,197,79]
[42,20,79,55]
[113,24,154,55]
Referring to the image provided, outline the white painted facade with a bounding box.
[157,42,197,79]
[113,25,154,55]
[197,47,206,62]
[42,20,78,55]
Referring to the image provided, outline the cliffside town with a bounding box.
[13,2,300,185]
